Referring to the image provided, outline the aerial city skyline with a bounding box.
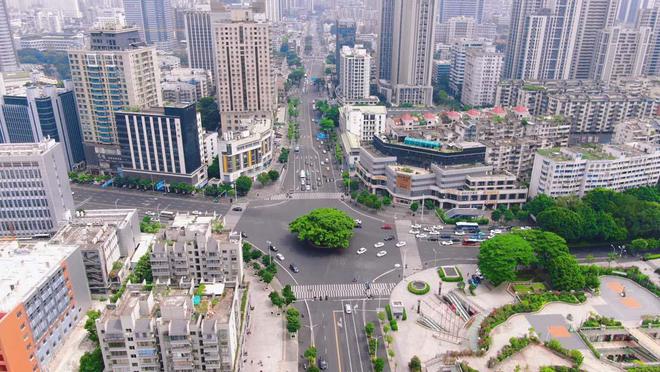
[0,0,659,372]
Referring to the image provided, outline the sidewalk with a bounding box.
[241,271,298,372]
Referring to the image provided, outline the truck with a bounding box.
[300,170,306,179]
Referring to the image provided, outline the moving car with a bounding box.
[411,224,422,229]
[232,206,243,212]
[441,240,454,246]
[416,233,428,239]
[381,224,393,230]
[318,358,328,370]
[344,304,352,314]
[289,263,300,273]
[408,229,420,234]
[428,236,439,241]
[454,231,466,236]
[429,230,440,235]
[374,242,384,248]
[241,232,248,238]
[354,219,362,228]
[395,241,407,248]
[383,235,395,241]
[376,250,387,257]
[276,253,285,261]
[357,247,367,255]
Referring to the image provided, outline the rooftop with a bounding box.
[0,241,79,313]
[535,143,659,161]
[0,138,58,157]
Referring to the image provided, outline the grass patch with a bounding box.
[438,266,463,282]
[513,283,547,295]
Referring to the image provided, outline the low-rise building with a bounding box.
[150,214,243,288]
[97,284,241,372]
[0,241,91,371]
[339,105,387,144]
[217,119,273,183]
[50,209,140,294]
[613,118,660,144]
[203,131,219,165]
[18,33,85,51]
[161,68,211,104]
[529,142,660,197]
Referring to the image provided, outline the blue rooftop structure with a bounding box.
[403,137,440,149]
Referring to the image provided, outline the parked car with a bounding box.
[241,232,248,238]
[276,253,285,261]
[374,242,384,248]
[381,224,393,230]
[146,211,156,216]
[357,247,367,255]
[289,263,300,273]
[428,236,439,241]
[344,304,352,314]
[416,233,428,239]
[408,229,420,234]
[395,241,407,248]
[411,224,422,229]
[376,250,387,257]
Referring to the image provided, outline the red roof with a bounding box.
[491,106,506,115]
[423,112,436,120]
[446,111,461,120]
[401,113,414,121]
[466,109,480,117]
[513,106,528,113]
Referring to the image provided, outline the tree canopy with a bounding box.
[197,97,220,131]
[478,234,535,286]
[289,208,356,248]
[235,175,253,196]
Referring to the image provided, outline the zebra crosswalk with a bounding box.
[269,192,343,200]
[292,282,397,300]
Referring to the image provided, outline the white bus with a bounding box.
[455,221,479,232]
[160,210,176,220]
[300,170,306,179]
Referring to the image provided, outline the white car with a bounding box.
[394,263,401,268]
[433,225,444,230]
[489,229,503,234]
[422,227,433,232]
[357,247,367,255]
[416,233,428,239]
[323,150,327,154]
[441,240,454,246]
[429,231,441,235]
[192,210,202,216]
[145,211,156,216]
[374,242,385,248]
[395,241,407,248]
[454,231,466,236]
[354,219,362,225]
[408,229,420,234]
[276,253,285,261]
[411,224,422,229]
[376,250,387,257]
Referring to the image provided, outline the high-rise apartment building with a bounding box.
[339,45,371,103]
[212,7,274,129]
[435,16,476,44]
[0,241,91,372]
[461,48,503,107]
[0,0,18,72]
[123,0,176,51]
[438,0,485,23]
[377,0,438,106]
[448,40,492,98]
[592,26,652,82]
[161,68,211,104]
[0,83,85,170]
[335,19,356,78]
[504,0,619,81]
[184,10,216,84]
[377,0,394,82]
[0,140,74,238]
[115,103,207,186]
[637,4,660,76]
[68,27,162,170]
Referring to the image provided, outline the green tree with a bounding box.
[410,202,419,213]
[257,172,271,186]
[286,307,301,333]
[288,67,306,85]
[383,196,392,206]
[235,175,253,196]
[268,170,280,182]
[365,322,375,337]
[79,347,104,372]
[289,208,356,249]
[409,355,422,372]
[631,238,649,252]
[373,358,386,372]
[140,216,161,233]
[524,194,557,216]
[304,346,317,366]
[269,291,286,308]
[536,207,584,242]
[424,199,435,210]
[491,209,502,221]
[130,251,153,284]
[282,284,297,305]
[308,367,321,372]
[319,117,334,132]
[514,230,568,269]
[503,209,515,221]
[208,156,220,178]
[478,234,535,286]
[197,97,220,131]
[547,253,586,291]
[84,310,102,344]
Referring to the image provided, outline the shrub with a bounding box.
[385,304,393,321]
[407,281,430,295]
[402,308,407,321]
[389,318,398,331]
[438,266,464,282]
